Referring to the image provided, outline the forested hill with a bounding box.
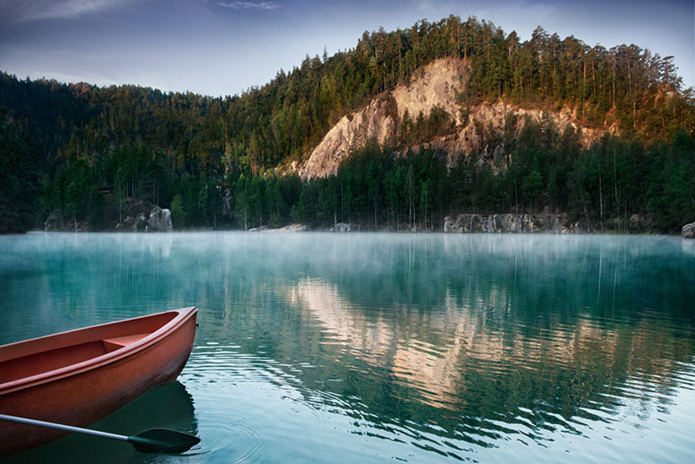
[1,15,694,234]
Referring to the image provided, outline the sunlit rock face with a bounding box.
[300,58,464,179]
[298,97,398,180]
[300,58,606,180]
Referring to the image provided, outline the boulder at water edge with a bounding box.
[148,206,173,232]
[682,222,695,238]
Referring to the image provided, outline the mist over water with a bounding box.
[1,232,694,462]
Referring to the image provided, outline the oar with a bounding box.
[0,413,200,454]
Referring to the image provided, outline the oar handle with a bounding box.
[0,413,128,443]
[0,413,199,454]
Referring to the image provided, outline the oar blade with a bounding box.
[128,428,200,454]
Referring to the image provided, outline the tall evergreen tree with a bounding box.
[0,109,39,233]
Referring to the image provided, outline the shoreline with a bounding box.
[15,226,689,238]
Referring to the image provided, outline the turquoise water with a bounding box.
[1,232,694,463]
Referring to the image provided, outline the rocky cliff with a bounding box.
[444,213,580,234]
[299,58,609,179]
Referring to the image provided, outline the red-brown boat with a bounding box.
[0,307,198,457]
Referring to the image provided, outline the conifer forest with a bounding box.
[1,16,693,233]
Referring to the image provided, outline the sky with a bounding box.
[0,0,693,97]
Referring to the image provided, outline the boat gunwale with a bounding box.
[0,307,197,395]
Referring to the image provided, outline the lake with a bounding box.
[1,232,694,463]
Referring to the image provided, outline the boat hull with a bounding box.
[0,307,197,457]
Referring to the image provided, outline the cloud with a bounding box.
[0,0,134,22]
[416,0,435,11]
[216,1,281,10]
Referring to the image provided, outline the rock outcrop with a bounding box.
[148,206,173,232]
[299,96,397,179]
[269,223,308,232]
[331,223,351,232]
[682,222,695,238]
[44,210,64,231]
[300,58,464,179]
[444,213,578,234]
[43,201,173,233]
[299,57,608,180]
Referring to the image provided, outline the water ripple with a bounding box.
[4,233,695,463]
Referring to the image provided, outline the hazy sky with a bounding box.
[1,0,693,97]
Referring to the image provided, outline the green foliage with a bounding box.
[170,194,186,229]
[0,15,693,232]
[0,109,39,233]
[288,141,449,231]
[521,170,543,210]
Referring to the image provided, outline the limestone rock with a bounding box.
[331,223,351,232]
[682,222,695,238]
[299,57,609,180]
[44,210,63,231]
[66,217,88,232]
[267,224,308,232]
[147,207,172,232]
[300,58,463,180]
[299,97,397,179]
[444,213,573,234]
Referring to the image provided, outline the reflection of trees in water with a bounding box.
[9,233,693,454]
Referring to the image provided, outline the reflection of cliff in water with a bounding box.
[286,278,464,410]
[282,273,694,446]
[4,381,198,463]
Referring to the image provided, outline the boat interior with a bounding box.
[0,334,148,385]
[0,311,181,386]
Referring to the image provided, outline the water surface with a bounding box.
[1,232,694,462]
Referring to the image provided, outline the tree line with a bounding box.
[228,126,695,233]
[0,15,693,233]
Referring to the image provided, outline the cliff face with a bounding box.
[299,58,464,179]
[299,58,609,180]
[298,96,398,179]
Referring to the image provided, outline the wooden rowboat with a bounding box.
[0,307,198,457]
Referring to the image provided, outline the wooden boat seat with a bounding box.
[0,334,150,383]
[0,341,108,384]
[102,334,149,353]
